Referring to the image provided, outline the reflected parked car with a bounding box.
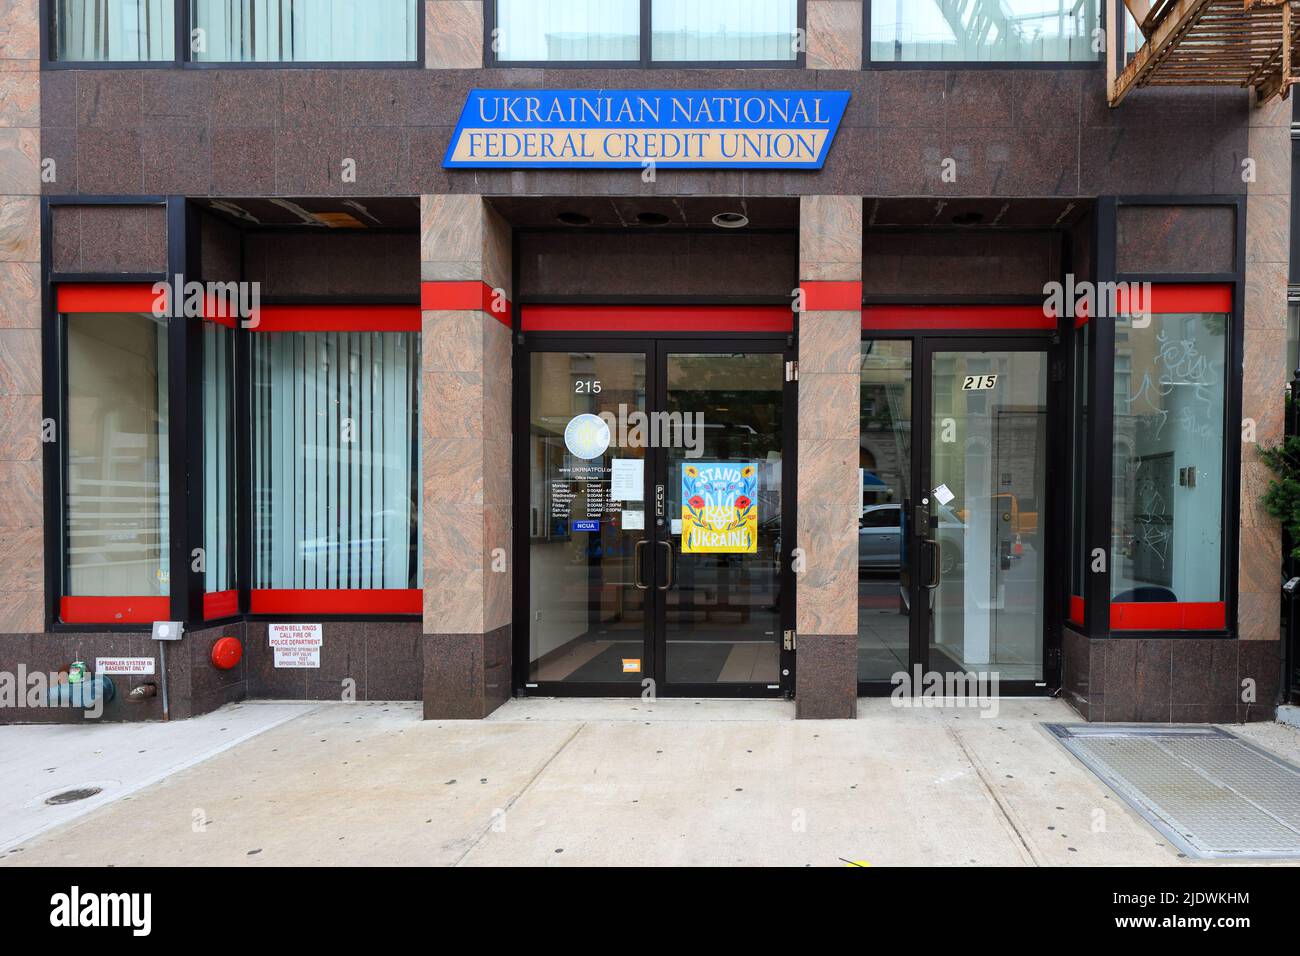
[859,503,965,573]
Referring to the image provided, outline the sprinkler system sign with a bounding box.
[444,90,851,170]
[681,463,759,554]
[269,623,323,669]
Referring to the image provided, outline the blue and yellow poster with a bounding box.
[681,463,758,554]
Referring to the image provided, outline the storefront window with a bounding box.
[652,0,799,62]
[251,331,420,591]
[1111,310,1227,620]
[495,0,641,62]
[869,0,1099,63]
[494,0,798,63]
[191,0,419,62]
[55,0,177,61]
[203,323,237,598]
[64,312,171,600]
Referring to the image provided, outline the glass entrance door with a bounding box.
[921,344,1049,687]
[658,348,790,693]
[858,338,1053,694]
[523,342,794,697]
[525,349,651,687]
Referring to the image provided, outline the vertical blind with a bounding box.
[203,324,237,593]
[495,0,799,62]
[191,0,418,61]
[495,0,640,62]
[252,332,420,591]
[651,0,798,62]
[55,0,176,61]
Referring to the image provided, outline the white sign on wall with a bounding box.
[269,623,323,669]
[95,657,156,676]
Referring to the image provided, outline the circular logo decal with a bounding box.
[564,413,611,460]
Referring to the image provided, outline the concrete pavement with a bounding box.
[2,697,1298,867]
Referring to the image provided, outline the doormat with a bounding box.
[1046,724,1300,860]
[565,642,733,683]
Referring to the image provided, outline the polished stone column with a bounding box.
[0,0,42,632]
[420,194,513,718]
[426,0,484,69]
[807,0,863,71]
[1237,93,1290,712]
[796,195,862,718]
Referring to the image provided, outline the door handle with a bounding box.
[657,540,673,591]
[926,539,941,589]
[634,539,648,590]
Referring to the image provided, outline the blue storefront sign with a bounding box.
[443,89,851,170]
[571,520,600,533]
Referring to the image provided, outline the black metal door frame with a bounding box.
[515,334,796,699]
[651,338,796,699]
[858,330,1061,696]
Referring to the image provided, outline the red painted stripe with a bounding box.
[203,590,240,620]
[1116,283,1233,315]
[421,281,512,326]
[57,282,242,326]
[1110,601,1226,631]
[249,589,422,615]
[863,305,1058,331]
[60,596,171,625]
[251,305,420,333]
[57,283,159,313]
[522,304,794,333]
[802,281,862,311]
[1069,595,1085,626]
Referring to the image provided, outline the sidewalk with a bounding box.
[2,698,1298,867]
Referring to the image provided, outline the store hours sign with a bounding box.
[443,89,851,170]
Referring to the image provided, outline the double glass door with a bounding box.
[859,337,1053,693]
[524,340,794,697]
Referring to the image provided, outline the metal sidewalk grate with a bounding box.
[1046,724,1300,860]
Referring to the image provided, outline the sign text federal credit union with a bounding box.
[443,89,851,170]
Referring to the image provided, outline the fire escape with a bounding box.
[1110,0,1300,104]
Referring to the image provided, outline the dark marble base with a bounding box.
[796,634,857,719]
[1062,628,1280,723]
[244,620,421,702]
[0,619,423,724]
[422,624,512,720]
[0,624,249,724]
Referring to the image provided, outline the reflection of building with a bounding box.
[860,346,912,508]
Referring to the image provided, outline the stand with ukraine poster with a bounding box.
[681,462,758,554]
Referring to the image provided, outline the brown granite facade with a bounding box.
[0,0,1286,724]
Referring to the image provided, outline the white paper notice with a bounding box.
[610,458,644,501]
[95,657,155,676]
[933,484,956,506]
[671,518,683,535]
[623,510,645,530]
[269,623,323,669]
